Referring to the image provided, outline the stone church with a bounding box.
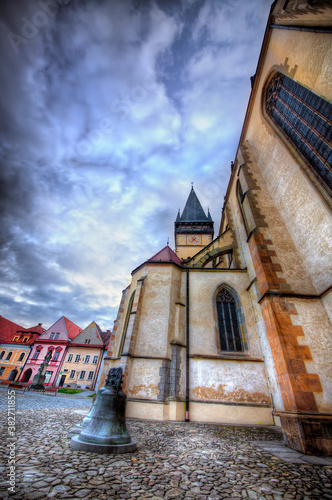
[100,0,332,455]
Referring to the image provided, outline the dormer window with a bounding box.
[85,339,91,344]
[55,333,60,339]
[13,336,20,341]
[50,333,55,339]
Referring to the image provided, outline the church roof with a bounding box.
[178,187,211,222]
[148,245,182,266]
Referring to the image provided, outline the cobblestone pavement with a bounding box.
[0,408,331,500]
[0,389,92,410]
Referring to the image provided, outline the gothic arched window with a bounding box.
[216,287,246,352]
[119,291,135,355]
[265,72,332,197]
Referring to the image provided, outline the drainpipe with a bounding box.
[185,268,190,422]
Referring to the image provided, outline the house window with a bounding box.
[18,353,25,362]
[85,339,91,344]
[13,336,20,341]
[92,355,98,364]
[50,332,55,339]
[55,333,60,339]
[265,72,332,196]
[0,351,5,360]
[69,370,75,379]
[0,367,5,376]
[75,355,81,363]
[33,349,41,360]
[84,355,90,364]
[53,350,60,362]
[88,371,94,380]
[68,354,73,362]
[79,371,86,380]
[216,286,246,352]
[22,337,29,343]
[6,352,13,361]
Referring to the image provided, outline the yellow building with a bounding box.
[100,0,332,456]
[58,321,110,390]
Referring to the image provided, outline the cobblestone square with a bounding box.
[0,394,331,500]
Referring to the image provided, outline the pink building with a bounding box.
[20,316,81,386]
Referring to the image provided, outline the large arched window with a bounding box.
[215,286,246,353]
[118,291,136,355]
[265,72,332,197]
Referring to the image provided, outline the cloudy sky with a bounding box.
[0,0,271,331]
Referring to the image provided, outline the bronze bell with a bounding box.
[70,367,137,453]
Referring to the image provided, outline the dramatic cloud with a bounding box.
[0,0,271,330]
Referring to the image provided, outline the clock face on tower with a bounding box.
[186,234,202,245]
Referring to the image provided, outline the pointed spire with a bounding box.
[176,208,181,222]
[178,186,210,222]
[207,208,213,222]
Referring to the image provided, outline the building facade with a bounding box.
[20,316,81,386]
[58,321,110,389]
[99,0,332,455]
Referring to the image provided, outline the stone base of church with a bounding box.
[126,399,186,421]
[276,412,332,456]
[189,402,274,425]
[126,399,274,425]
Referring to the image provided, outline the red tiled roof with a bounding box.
[0,315,25,343]
[148,245,182,266]
[64,317,82,340]
[18,324,46,334]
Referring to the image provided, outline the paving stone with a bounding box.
[0,399,331,500]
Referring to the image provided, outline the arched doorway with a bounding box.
[8,369,18,381]
[22,368,32,383]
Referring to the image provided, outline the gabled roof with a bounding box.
[148,245,182,266]
[177,187,211,222]
[39,316,82,342]
[71,321,104,346]
[64,317,82,340]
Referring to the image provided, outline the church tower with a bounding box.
[174,186,214,260]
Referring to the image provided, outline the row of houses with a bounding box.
[0,315,111,390]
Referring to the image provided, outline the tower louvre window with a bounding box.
[216,287,245,352]
[265,72,332,195]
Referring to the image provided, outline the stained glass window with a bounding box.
[265,72,332,195]
[216,288,244,352]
